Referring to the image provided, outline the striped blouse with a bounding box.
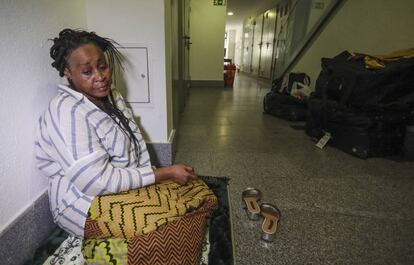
[35,85,155,237]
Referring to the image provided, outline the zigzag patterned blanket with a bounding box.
[85,179,216,238]
[83,179,217,264]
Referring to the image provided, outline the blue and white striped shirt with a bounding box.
[35,85,155,237]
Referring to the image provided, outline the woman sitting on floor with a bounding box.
[35,28,217,264]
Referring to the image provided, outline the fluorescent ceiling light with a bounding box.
[227,12,234,16]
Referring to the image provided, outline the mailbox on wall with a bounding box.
[115,45,150,103]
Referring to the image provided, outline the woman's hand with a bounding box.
[154,163,197,185]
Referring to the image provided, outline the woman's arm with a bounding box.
[154,164,197,185]
[112,91,198,185]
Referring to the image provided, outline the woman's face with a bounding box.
[64,43,112,105]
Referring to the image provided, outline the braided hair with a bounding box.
[50,28,141,159]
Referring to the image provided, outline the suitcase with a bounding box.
[306,97,407,158]
[403,123,414,160]
[264,91,307,121]
[321,121,404,158]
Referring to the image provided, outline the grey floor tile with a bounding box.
[175,124,209,137]
[232,208,414,265]
[174,151,216,176]
[174,73,414,265]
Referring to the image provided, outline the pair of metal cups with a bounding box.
[242,188,281,242]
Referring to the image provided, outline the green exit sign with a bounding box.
[214,0,226,6]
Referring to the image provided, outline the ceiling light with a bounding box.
[227,12,234,16]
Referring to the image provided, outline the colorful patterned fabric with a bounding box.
[82,238,128,265]
[83,179,218,264]
[126,197,216,264]
[43,236,84,265]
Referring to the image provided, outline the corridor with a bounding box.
[174,73,414,264]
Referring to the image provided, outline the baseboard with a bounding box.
[0,191,56,265]
[191,80,225,88]
[147,129,177,167]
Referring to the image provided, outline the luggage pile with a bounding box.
[306,50,414,158]
[263,72,311,121]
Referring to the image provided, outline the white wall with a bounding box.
[164,0,173,134]
[0,0,86,233]
[293,0,414,90]
[190,0,227,81]
[225,29,236,62]
[86,0,171,143]
[306,0,332,35]
[224,26,243,68]
[232,25,244,68]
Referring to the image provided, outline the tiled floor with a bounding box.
[174,73,414,265]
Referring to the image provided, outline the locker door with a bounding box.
[251,14,263,76]
[274,1,290,78]
[259,8,277,79]
[115,46,150,103]
[242,27,253,72]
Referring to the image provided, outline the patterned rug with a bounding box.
[24,176,233,265]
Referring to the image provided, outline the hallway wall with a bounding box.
[226,29,236,63]
[189,0,227,82]
[164,0,174,139]
[86,0,172,143]
[293,0,414,90]
[0,0,86,234]
[228,25,244,68]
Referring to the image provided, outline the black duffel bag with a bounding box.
[264,72,310,121]
[313,51,414,107]
[263,91,308,121]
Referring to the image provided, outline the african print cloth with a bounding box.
[42,223,211,265]
[82,179,218,264]
[42,236,84,265]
